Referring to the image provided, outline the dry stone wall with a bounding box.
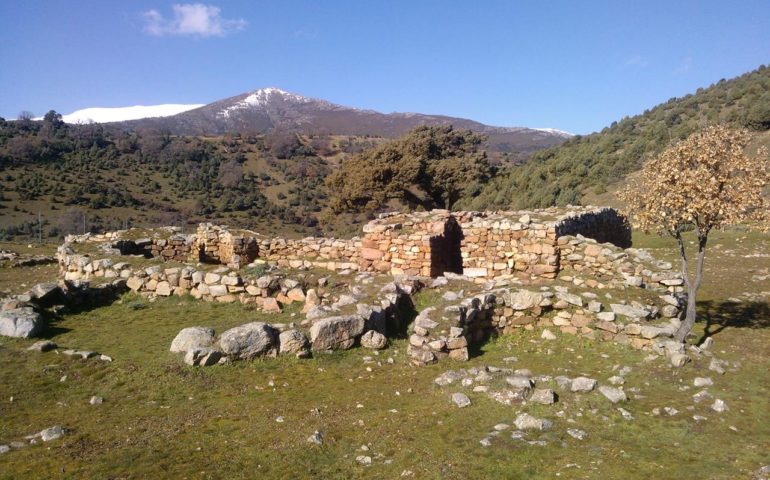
[59,207,634,281]
[359,206,631,281]
[255,237,360,271]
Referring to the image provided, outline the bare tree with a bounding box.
[621,125,769,343]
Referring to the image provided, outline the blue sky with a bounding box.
[1,1,768,134]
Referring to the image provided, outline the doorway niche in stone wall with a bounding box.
[429,216,464,277]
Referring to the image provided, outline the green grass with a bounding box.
[0,231,769,479]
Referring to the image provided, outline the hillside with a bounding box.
[460,65,770,210]
[0,117,385,240]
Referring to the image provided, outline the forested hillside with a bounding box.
[0,114,385,240]
[460,65,770,210]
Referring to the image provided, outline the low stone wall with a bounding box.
[255,237,360,271]
[555,207,632,248]
[408,282,685,366]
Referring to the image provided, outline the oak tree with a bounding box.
[621,125,769,342]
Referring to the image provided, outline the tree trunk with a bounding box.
[674,234,708,343]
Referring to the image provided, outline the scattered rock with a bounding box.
[29,282,62,305]
[89,396,103,405]
[669,353,690,368]
[27,340,57,352]
[598,385,627,403]
[170,326,215,353]
[618,407,635,420]
[360,330,388,350]
[514,413,552,431]
[307,431,323,445]
[40,426,65,442]
[755,465,770,480]
[356,455,372,466]
[63,349,97,359]
[540,329,557,340]
[692,390,713,403]
[434,370,464,386]
[709,358,727,375]
[262,297,282,313]
[711,399,728,413]
[529,388,556,405]
[693,377,713,387]
[451,392,471,408]
[571,377,597,393]
[566,429,587,440]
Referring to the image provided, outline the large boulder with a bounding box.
[310,315,365,351]
[219,322,278,359]
[170,327,216,353]
[278,329,310,355]
[0,308,44,338]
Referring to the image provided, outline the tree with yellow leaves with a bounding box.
[621,125,769,343]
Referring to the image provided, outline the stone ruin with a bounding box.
[3,205,697,369]
[62,206,632,281]
[359,207,631,279]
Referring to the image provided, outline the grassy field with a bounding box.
[0,231,768,479]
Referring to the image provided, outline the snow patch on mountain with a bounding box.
[218,87,312,118]
[59,104,204,124]
[533,128,573,138]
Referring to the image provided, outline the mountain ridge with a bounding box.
[107,87,570,157]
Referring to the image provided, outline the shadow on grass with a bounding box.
[696,300,770,344]
[39,287,129,339]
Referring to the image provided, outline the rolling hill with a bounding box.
[460,65,770,210]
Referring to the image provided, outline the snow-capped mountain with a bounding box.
[103,87,572,156]
[58,104,204,124]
